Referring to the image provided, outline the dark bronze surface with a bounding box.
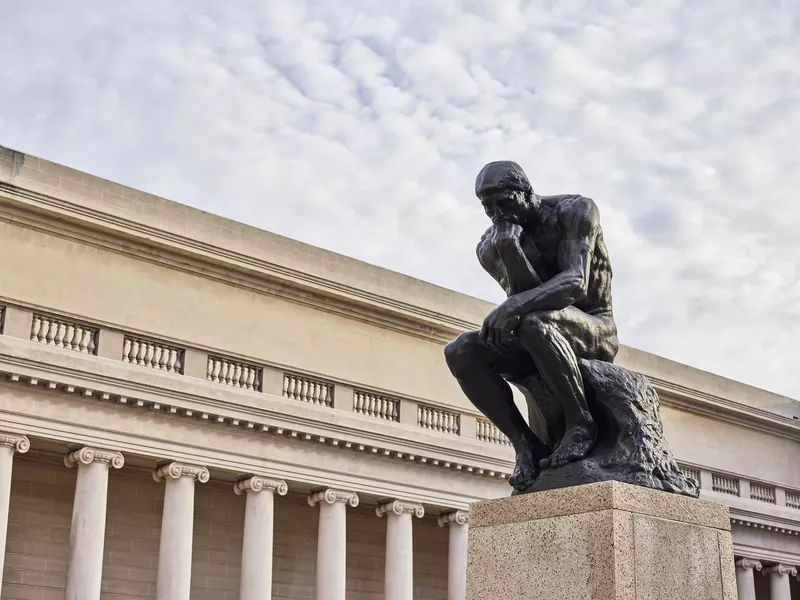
[445,161,697,497]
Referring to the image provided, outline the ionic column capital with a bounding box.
[438,510,469,527]
[763,564,798,577]
[0,433,30,454]
[376,499,425,518]
[307,488,359,507]
[153,461,209,483]
[736,558,762,572]
[65,447,124,469]
[234,475,288,496]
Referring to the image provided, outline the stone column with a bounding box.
[438,511,469,600]
[376,500,425,600]
[64,447,124,600]
[153,462,209,600]
[308,488,360,600]
[235,476,288,600]
[735,558,762,600]
[0,433,29,597]
[763,564,797,600]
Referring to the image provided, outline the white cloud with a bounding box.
[1,0,799,398]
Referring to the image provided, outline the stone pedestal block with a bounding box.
[467,481,736,600]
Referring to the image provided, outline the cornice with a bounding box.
[0,183,474,343]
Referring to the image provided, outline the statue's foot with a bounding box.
[539,419,597,470]
[509,447,540,492]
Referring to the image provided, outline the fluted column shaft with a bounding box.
[377,500,424,600]
[153,462,209,600]
[764,565,797,600]
[64,447,124,600]
[308,488,359,600]
[0,434,29,598]
[735,558,761,600]
[439,511,469,600]
[236,476,288,600]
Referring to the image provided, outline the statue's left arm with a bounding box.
[480,198,599,347]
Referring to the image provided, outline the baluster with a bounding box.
[212,359,222,383]
[77,328,89,353]
[282,375,290,398]
[145,343,156,368]
[152,346,163,370]
[135,340,147,365]
[245,367,255,390]
[53,321,65,348]
[233,364,243,388]
[86,331,96,355]
[173,350,182,374]
[158,346,169,370]
[30,315,42,342]
[42,318,55,345]
[222,362,233,385]
[123,338,132,362]
[367,394,375,417]
[311,381,319,404]
[322,384,331,406]
[206,358,214,381]
[166,349,177,373]
[63,324,76,350]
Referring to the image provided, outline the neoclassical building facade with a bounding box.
[0,145,797,600]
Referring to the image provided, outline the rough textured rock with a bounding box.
[514,359,699,498]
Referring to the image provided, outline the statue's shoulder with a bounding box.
[546,194,600,226]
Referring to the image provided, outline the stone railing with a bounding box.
[787,491,800,510]
[712,473,740,496]
[207,356,262,391]
[476,419,512,446]
[679,466,701,484]
[751,483,776,504]
[123,336,185,374]
[283,373,333,407]
[353,390,399,421]
[30,314,98,355]
[417,404,460,435]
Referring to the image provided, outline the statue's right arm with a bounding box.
[476,231,513,296]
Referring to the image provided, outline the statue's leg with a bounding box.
[444,330,550,488]
[516,310,598,469]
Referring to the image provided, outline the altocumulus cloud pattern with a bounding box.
[1,0,799,398]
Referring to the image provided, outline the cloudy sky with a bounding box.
[1,1,799,399]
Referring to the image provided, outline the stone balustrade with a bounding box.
[476,419,512,446]
[751,482,777,504]
[283,372,333,407]
[354,389,399,421]
[713,473,741,496]
[417,404,460,435]
[207,355,262,391]
[30,313,98,355]
[123,336,185,373]
[787,491,800,510]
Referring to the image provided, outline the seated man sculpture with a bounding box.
[445,160,697,497]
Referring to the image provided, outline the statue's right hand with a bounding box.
[490,220,523,250]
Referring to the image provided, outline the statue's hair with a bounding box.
[475,161,532,197]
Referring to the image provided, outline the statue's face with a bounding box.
[479,186,529,224]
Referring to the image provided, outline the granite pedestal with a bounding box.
[467,481,736,600]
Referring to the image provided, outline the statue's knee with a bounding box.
[444,332,479,376]
[518,312,551,342]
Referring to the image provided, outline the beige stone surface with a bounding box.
[467,482,737,600]
[470,481,730,531]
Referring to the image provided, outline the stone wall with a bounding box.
[2,453,448,600]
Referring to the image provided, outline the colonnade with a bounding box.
[0,434,470,600]
[736,557,799,600]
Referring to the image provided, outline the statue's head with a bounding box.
[475,160,534,224]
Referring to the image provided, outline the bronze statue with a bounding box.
[446,161,697,497]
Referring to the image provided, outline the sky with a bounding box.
[1,1,799,399]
